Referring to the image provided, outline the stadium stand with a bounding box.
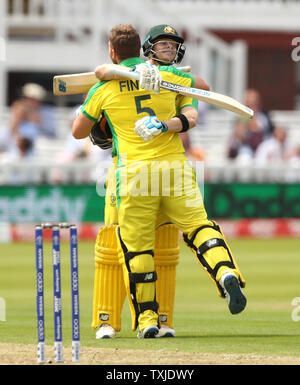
[1,0,300,183]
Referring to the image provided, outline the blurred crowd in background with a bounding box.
[227,89,300,165]
[0,81,299,182]
[0,83,111,170]
[1,0,300,184]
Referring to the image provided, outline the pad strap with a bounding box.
[198,238,226,255]
[140,301,159,313]
[196,241,235,280]
[129,271,157,283]
[183,220,221,248]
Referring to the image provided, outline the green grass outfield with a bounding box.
[0,238,300,357]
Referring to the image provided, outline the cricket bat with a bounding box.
[53,65,191,96]
[53,65,253,119]
[108,67,253,119]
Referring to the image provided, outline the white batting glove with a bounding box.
[134,116,168,142]
[135,63,161,94]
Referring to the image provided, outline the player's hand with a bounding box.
[135,63,161,94]
[134,116,168,142]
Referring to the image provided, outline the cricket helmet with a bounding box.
[142,24,185,64]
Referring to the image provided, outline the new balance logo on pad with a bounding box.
[144,273,154,281]
[100,313,109,321]
[207,239,218,247]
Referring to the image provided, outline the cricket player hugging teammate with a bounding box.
[71,24,247,340]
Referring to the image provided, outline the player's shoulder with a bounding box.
[87,80,110,98]
[158,65,187,75]
[158,65,194,85]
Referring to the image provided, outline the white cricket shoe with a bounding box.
[219,272,247,315]
[137,325,159,339]
[96,324,116,339]
[155,324,176,338]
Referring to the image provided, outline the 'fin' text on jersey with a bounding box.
[119,80,139,92]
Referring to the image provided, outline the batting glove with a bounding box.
[135,63,161,94]
[134,116,168,142]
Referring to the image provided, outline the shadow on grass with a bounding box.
[172,334,300,339]
[94,334,300,340]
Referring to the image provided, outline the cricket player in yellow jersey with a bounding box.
[73,25,246,338]
[90,24,209,340]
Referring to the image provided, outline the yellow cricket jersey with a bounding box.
[81,57,198,165]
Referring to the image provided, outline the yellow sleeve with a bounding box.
[160,67,198,112]
[176,94,198,112]
[80,82,106,122]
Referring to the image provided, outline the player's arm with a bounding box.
[95,63,161,94]
[163,106,198,133]
[193,75,210,91]
[72,113,95,139]
[95,64,209,92]
[95,64,131,80]
[73,86,103,139]
[95,63,159,81]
